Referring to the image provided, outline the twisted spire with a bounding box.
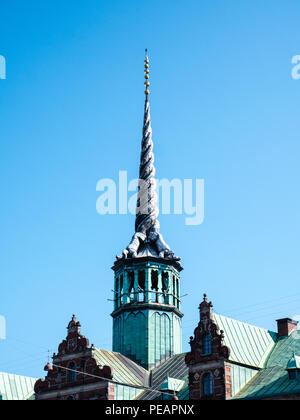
[135,51,159,235]
[116,51,179,262]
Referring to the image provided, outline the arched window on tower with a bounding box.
[138,270,145,302]
[117,275,123,307]
[128,271,135,301]
[162,272,169,303]
[67,362,77,383]
[115,277,119,308]
[173,276,176,306]
[202,372,214,397]
[176,278,179,309]
[289,370,297,380]
[203,333,212,355]
[151,270,158,302]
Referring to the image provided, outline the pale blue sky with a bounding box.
[1,0,300,378]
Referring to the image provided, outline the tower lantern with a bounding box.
[111,51,183,370]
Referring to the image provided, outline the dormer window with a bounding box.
[160,374,185,400]
[286,353,300,380]
[203,333,212,355]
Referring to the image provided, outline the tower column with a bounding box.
[145,268,151,302]
[157,270,163,304]
[133,270,139,302]
[177,277,180,309]
[122,271,130,304]
[114,276,118,310]
[165,272,171,305]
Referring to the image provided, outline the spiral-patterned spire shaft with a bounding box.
[116,51,179,262]
[135,52,159,235]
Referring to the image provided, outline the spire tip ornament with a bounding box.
[144,49,150,96]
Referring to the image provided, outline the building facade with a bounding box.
[185,295,300,400]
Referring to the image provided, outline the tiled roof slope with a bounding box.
[136,353,188,400]
[94,349,149,388]
[214,314,277,368]
[94,350,188,400]
[234,331,300,399]
[0,372,37,400]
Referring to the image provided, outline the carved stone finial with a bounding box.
[67,315,81,335]
[199,293,213,322]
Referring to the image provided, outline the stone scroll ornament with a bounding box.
[117,52,180,261]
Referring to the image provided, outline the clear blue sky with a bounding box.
[1,0,300,378]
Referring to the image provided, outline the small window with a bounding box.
[138,271,145,302]
[115,278,119,307]
[128,271,135,301]
[120,275,124,293]
[288,370,297,380]
[162,272,169,303]
[119,275,124,306]
[203,372,214,396]
[151,270,159,302]
[173,276,176,306]
[161,391,170,401]
[68,362,77,383]
[203,333,212,355]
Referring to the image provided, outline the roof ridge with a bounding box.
[0,372,37,380]
[94,348,148,372]
[214,313,276,335]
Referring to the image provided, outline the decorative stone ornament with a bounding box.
[57,315,89,356]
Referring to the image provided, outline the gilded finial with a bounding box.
[144,49,150,96]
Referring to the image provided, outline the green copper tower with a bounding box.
[111,51,183,370]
